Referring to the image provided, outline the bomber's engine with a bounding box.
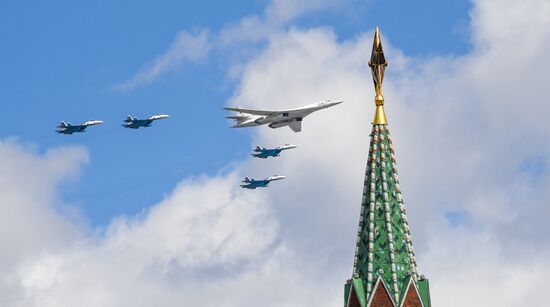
[268,117,302,129]
[268,122,287,129]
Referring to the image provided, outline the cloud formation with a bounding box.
[0,140,88,306]
[113,29,211,91]
[3,0,550,306]
[115,0,344,90]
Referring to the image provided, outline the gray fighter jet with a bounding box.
[252,144,297,159]
[225,100,343,132]
[122,114,170,129]
[240,175,286,189]
[56,120,104,135]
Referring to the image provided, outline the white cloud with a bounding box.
[3,0,550,306]
[265,0,342,24]
[218,0,344,46]
[0,140,88,306]
[115,0,345,90]
[114,29,211,91]
[423,227,550,306]
[2,168,341,307]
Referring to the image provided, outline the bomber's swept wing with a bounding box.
[224,106,310,116]
[223,107,277,116]
[225,115,246,119]
[288,121,302,132]
[224,104,324,117]
[225,100,343,116]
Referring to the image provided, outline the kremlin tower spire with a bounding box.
[344,27,432,307]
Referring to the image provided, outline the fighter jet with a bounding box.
[225,100,343,132]
[122,114,170,129]
[252,144,298,159]
[240,175,286,189]
[56,120,104,135]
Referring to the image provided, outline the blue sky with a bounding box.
[3,1,550,306]
[0,0,471,225]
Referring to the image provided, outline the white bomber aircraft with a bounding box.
[224,100,343,132]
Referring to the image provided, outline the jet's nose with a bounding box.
[284,144,298,149]
[319,100,344,108]
[86,120,104,125]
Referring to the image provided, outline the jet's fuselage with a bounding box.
[252,144,298,158]
[240,175,286,189]
[123,119,154,129]
[123,114,170,129]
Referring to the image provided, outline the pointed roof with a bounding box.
[344,27,431,307]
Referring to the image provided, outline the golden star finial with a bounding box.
[369,26,388,125]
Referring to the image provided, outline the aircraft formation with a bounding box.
[56,114,170,134]
[56,99,341,189]
[225,99,343,189]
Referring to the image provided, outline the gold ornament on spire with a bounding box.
[369,26,388,125]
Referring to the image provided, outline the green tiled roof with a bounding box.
[344,27,430,307]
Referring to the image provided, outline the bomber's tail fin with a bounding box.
[225,112,249,125]
[225,116,242,119]
[243,177,251,183]
[58,121,70,128]
[226,114,246,119]
[254,145,262,152]
[125,115,135,122]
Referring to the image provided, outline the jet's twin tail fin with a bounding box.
[59,121,70,128]
[126,115,135,122]
[243,176,251,183]
[254,145,262,152]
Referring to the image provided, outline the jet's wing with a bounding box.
[224,107,276,116]
[288,121,302,132]
[224,106,310,117]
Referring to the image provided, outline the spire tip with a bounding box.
[370,26,388,125]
